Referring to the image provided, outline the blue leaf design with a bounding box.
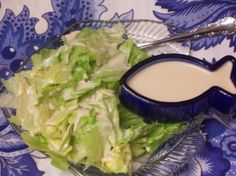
[0,131,28,153]
[110,9,134,21]
[154,1,236,51]
[155,0,205,11]
[0,155,44,176]
[228,34,236,51]
[82,0,107,19]
[0,7,39,42]
[109,9,134,27]
[42,0,107,40]
[154,3,236,30]
[190,35,225,51]
[12,6,39,42]
[1,21,24,49]
[0,9,16,38]
[0,111,8,130]
[45,0,84,32]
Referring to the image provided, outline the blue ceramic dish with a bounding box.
[119,54,236,123]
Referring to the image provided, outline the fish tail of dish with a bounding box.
[215,56,236,94]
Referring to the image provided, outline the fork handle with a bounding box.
[137,16,236,49]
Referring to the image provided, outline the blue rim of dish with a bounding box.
[120,54,236,107]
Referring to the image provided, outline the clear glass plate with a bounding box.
[38,19,191,56]
[0,20,203,176]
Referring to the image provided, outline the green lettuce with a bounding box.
[1,26,184,174]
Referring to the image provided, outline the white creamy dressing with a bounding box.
[127,60,236,102]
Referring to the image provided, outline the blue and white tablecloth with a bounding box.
[0,1,236,175]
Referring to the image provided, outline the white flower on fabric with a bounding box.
[195,155,213,174]
[176,155,214,176]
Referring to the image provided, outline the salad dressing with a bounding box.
[127,60,236,102]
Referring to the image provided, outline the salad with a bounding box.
[0,26,184,174]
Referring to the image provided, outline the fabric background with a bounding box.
[0,1,235,175]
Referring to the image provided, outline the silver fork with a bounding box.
[136,16,236,49]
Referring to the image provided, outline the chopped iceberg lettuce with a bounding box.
[1,26,184,174]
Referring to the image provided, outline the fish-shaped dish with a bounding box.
[119,54,236,122]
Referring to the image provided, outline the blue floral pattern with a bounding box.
[221,135,236,158]
[0,0,236,175]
